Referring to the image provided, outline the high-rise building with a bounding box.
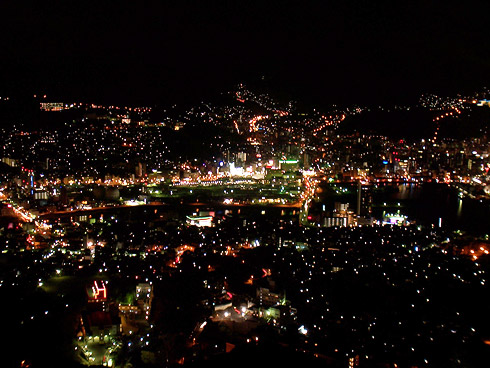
[136,283,153,320]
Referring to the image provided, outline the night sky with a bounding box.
[1,1,490,105]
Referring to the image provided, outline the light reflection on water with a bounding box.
[320,182,490,234]
[457,198,463,218]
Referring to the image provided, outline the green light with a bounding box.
[186,216,213,221]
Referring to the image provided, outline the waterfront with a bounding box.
[318,183,490,235]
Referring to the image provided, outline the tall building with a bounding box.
[357,181,372,217]
[136,283,153,320]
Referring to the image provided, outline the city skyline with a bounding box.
[2,2,490,368]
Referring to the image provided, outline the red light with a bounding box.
[93,281,107,300]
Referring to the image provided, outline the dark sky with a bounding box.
[1,1,490,105]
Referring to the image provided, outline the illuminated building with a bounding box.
[40,102,64,111]
[87,281,108,311]
[33,189,48,200]
[383,213,408,226]
[186,215,213,227]
[320,202,355,227]
[1,157,17,167]
[87,280,107,301]
[323,216,348,227]
[136,283,153,320]
[357,182,372,217]
[256,287,282,307]
[229,162,244,177]
[279,159,299,171]
[477,99,490,107]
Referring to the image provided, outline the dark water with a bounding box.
[317,182,490,234]
[41,202,299,225]
[371,183,489,234]
[44,183,490,235]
